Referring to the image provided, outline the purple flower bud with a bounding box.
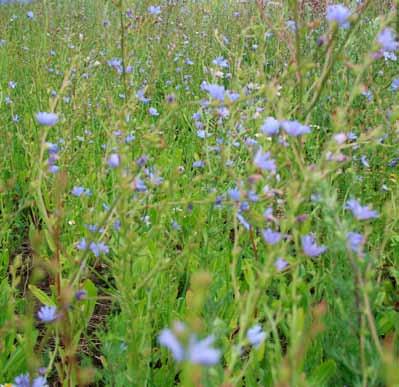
[75,289,87,301]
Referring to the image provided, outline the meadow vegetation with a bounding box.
[0,0,399,385]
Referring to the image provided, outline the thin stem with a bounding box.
[119,1,128,99]
[293,0,303,112]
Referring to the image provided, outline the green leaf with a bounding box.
[81,279,97,323]
[28,285,55,306]
[308,359,337,387]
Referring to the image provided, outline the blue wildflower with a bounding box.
[345,199,378,220]
[14,373,30,387]
[134,177,147,192]
[36,112,59,126]
[32,376,48,387]
[37,305,58,323]
[76,238,87,251]
[286,20,297,32]
[240,201,250,212]
[377,28,398,52]
[212,56,229,68]
[201,82,225,101]
[136,89,150,103]
[237,213,250,230]
[253,149,276,173]
[158,324,220,366]
[228,188,241,201]
[107,153,120,168]
[247,325,266,348]
[192,160,205,168]
[148,5,161,15]
[89,242,109,257]
[262,228,282,245]
[14,374,48,387]
[347,232,365,257]
[281,120,311,136]
[148,107,159,116]
[326,4,351,29]
[71,186,91,197]
[301,234,327,257]
[261,116,280,136]
[390,78,399,92]
[274,257,288,271]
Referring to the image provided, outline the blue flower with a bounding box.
[237,213,250,230]
[148,5,161,15]
[240,201,250,212]
[228,188,241,201]
[192,160,205,168]
[71,186,91,197]
[14,373,30,387]
[158,324,220,366]
[201,82,225,101]
[76,238,87,250]
[158,328,184,361]
[390,78,399,92]
[37,305,58,323]
[136,89,150,103]
[274,257,288,271]
[286,20,297,32]
[346,232,365,257]
[134,177,147,192]
[89,242,109,257]
[301,234,327,257]
[107,58,123,73]
[326,4,351,29]
[212,56,229,68]
[48,165,59,174]
[261,117,280,136]
[148,107,159,116]
[253,149,276,173]
[107,153,120,168]
[377,28,398,53]
[345,199,378,220]
[262,228,282,245]
[32,377,48,387]
[187,335,221,365]
[281,120,311,136]
[36,112,59,126]
[14,374,48,387]
[247,325,266,348]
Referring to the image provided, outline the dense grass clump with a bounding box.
[0,0,399,386]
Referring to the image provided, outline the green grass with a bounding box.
[0,0,399,386]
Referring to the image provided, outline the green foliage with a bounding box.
[0,0,399,386]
